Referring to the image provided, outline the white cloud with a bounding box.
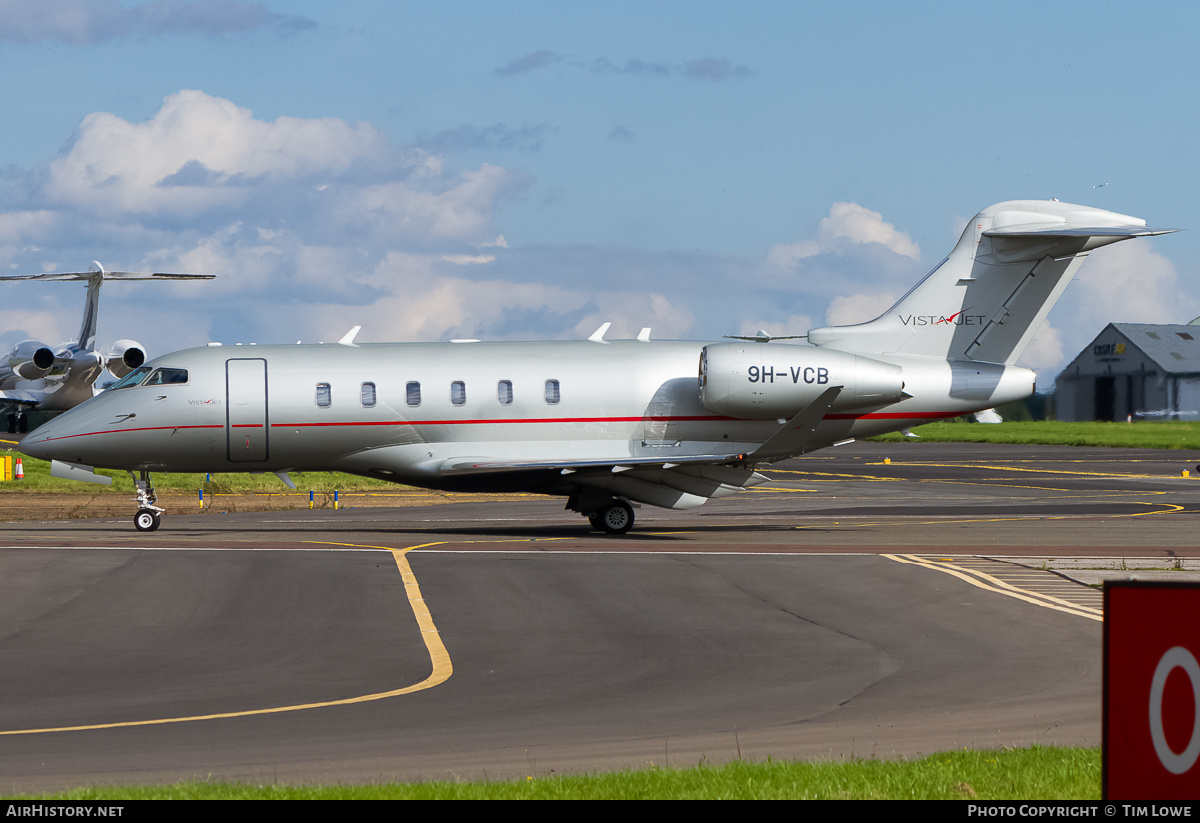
[335,164,518,242]
[0,308,69,349]
[1014,320,1064,378]
[1005,240,1197,384]
[1069,239,1195,325]
[0,93,940,365]
[572,294,696,341]
[766,201,920,271]
[824,292,900,326]
[39,90,397,217]
[764,239,819,269]
[816,202,920,260]
[0,0,314,45]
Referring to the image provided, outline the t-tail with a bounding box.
[807,200,1175,364]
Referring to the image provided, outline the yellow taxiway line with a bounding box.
[883,553,1102,622]
[0,541,452,736]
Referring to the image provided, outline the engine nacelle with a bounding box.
[699,342,905,419]
[8,339,55,380]
[106,339,146,379]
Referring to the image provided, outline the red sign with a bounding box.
[1105,582,1200,799]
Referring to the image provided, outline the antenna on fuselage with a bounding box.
[588,322,612,343]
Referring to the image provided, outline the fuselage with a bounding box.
[20,338,1033,499]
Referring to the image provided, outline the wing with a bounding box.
[440,453,770,510]
[0,389,46,405]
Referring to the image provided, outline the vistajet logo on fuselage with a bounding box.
[900,308,986,327]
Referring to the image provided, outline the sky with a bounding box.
[0,0,1197,388]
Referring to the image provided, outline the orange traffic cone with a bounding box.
[14,459,23,480]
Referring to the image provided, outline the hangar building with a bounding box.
[1055,323,1200,421]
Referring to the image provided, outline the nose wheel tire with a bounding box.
[134,508,161,532]
[590,501,634,534]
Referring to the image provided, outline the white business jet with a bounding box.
[19,201,1173,532]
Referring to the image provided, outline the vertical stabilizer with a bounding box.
[77,262,106,351]
[807,200,1174,364]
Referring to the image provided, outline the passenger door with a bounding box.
[226,358,268,462]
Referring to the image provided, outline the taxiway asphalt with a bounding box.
[0,442,1196,792]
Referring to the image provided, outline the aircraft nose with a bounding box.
[19,420,65,461]
[19,404,102,464]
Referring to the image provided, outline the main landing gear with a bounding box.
[130,470,163,532]
[587,500,635,535]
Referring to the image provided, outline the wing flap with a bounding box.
[439,452,748,475]
[438,453,769,510]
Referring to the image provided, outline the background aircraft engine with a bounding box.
[699,342,905,419]
[8,340,55,379]
[105,339,146,378]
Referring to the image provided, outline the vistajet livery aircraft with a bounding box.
[20,200,1174,532]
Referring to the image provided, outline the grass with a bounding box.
[0,447,397,495]
[21,745,1098,800]
[869,419,1200,450]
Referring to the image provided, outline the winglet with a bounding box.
[589,322,612,343]
[749,386,843,462]
[338,326,362,346]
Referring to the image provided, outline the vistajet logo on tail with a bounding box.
[900,307,986,327]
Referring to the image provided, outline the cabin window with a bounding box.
[451,381,466,406]
[406,381,421,406]
[316,383,331,407]
[498,380,513,405]
[144,368,189,386]
[361,382,376,407]
[545,379,560,405]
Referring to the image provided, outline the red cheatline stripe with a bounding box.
[32,424,224,443]
[32,410,965,444]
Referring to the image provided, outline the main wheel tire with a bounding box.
[134,509,161,532]
[596,502,634,535]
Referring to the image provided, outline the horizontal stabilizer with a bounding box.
[983,225,1176,238]
[807,200,1172,364]
[0,272,215,281]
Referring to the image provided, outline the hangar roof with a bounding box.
[1066,323,1200,375]
[1112,324,1200,373]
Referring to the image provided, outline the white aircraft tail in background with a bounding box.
[0,262,215,432]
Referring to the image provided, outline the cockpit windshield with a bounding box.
[107,366,152,391]
[144,368,188,385]
[105,366,189,391]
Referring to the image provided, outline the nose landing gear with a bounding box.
[130,470,163,531]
